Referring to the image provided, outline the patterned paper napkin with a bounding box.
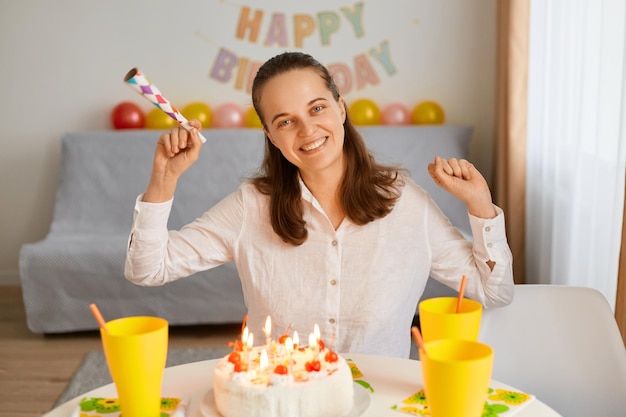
[347,358,376,393]
[72,397,184,417]
[391,380,535,416]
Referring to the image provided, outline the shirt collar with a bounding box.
[298,175,330,219]
[298,174,315,204]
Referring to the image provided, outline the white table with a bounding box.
[43,353,561,416]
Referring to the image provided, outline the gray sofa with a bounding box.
[19,126,471,333]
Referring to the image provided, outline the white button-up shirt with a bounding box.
[125,176,513,358]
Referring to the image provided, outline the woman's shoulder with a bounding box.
[208,181,268,221]
[393,174,436,208]
[396,173,426,193]
[236,180,270,204]
[210,181,265,207]
[239,180,257,192]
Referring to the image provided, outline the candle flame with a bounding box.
[247,332,254,349]
[260,349,269,370]
[314,323,320,340]
[242,326,249,344]
[285,336,294,352]
[264,316,272,336]
[293,331,299,346]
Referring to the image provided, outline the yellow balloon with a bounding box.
[244,106,263,129]
[181,102,212,128]
[145,107,176,130]
[411,101,445,125]
[348,99,381,125]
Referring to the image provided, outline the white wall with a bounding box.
[0,0,496,285]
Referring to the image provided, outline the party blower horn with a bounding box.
[124,68,207,143]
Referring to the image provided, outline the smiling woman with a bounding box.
[124,51,514,359]
[257,69,347,200]
[249,51,399,242]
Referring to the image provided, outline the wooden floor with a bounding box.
[0,286,241,417]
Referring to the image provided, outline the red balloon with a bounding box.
[111,101,145,129]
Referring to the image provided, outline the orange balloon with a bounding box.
[181,102,212,128]
[244,106,263,129]
[348,99,381,125]
[145,107,176,130]
[411,101,445,125]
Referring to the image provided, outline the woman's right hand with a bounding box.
[143,119,204,202]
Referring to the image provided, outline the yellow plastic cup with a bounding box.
[418,297,482,342]
[421,339,494,417]
[100,316,168,417]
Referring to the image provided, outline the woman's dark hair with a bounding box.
[250,51,404,245]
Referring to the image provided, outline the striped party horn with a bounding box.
[124,68,207,143]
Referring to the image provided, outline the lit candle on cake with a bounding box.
[314,323,324,350]
[309,332,317,359]
[263,316,272,365]
[242,326,249,361]
[260,349,270,384]
[260,349,269,369]
[305,332,322,372]
[285,336,294,375]
[264,316,272,340]
[242,326,249,346]
[247,332,254,370]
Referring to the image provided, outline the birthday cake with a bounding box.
[213,326,354,417]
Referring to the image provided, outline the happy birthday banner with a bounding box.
[205,1,404,95]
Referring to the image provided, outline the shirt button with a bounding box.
[485,226,491,232]
[330,279,337,286]
[487,242,493,248]
[329,318,336,324]
[331,240,338,246]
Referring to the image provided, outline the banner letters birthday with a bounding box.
[208,2,397,95]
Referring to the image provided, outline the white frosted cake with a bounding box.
[213,339,354,417]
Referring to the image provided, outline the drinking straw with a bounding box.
[89,303,109,334]
[456,275,467,313]
[411,326,427,357]
[123,67,207,143]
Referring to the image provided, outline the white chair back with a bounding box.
[480,284,626,417]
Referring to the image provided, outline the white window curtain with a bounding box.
[526,0,626,311]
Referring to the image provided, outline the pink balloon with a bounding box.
[212,103,244,128]
[381,103,411,125]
